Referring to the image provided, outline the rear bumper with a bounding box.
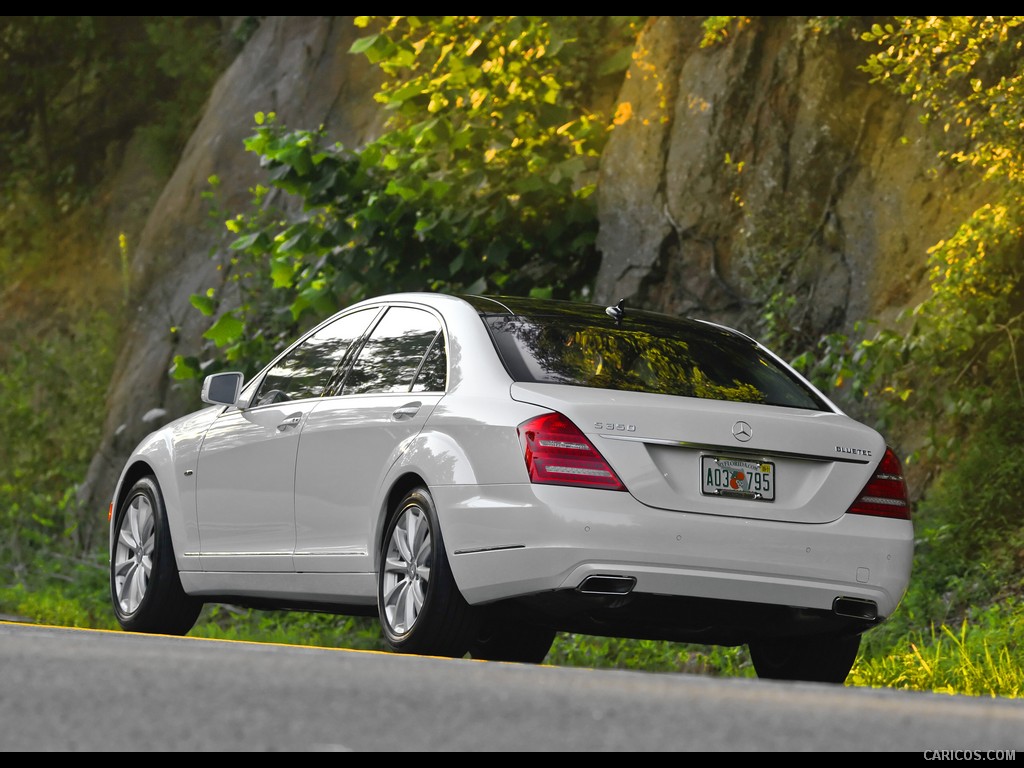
[433,483,913,633]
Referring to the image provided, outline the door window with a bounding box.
[411,334,447,393]
[252,308,378,407]
[341,307,445,395]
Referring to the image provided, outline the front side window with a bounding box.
[341,307,444,395]
[484,313,828,411]
[251,308,378,407]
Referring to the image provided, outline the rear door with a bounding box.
[293,304,447,573]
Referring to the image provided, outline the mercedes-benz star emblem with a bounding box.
[732,421,752,442]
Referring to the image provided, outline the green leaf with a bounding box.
[190,293,217,317]
[270,259,296,289]
[536,102,573,129]
[170,355,202,381]
[278,230,307,253]
[422,180,452,202]
[349,34,380,55]
[385,179,419,201]
[391,81,426,105]
[597,45,635,76]
[486,241,509,268]
[204,313,246,347]
[230,232,265,251]
[512,176,546,194]
[280,145,313,176]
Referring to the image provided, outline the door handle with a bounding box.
[392,402,422,421]
[276,414,303,431]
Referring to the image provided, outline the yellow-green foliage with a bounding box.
[852,619,1024,698]
[862,16,1024,183]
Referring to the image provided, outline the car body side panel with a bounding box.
[108,406,221,573]
[178,570,378,605]
[403,395,539,487]
[195,402,321,572]
[292,392,443,572]
[370,395,545,567]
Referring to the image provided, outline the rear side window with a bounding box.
[341,306,445,395]
[484,314,828,411]
[411,335,447,393]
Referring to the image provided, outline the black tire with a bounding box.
[378,487,478,658]
[469,615,555,664]
[110,476,202,635]
[748,633,861,683]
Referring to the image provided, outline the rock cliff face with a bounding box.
[79,16,993,518]
[78,16,384,522]
[594,16,989,337]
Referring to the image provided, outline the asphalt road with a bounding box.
[1,621,1022,752]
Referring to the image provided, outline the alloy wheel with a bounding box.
[381,501,432,636]
[112,491,156,615]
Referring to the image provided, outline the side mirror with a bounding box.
[201,371,244,407]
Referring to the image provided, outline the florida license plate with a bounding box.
[701,456,775,501]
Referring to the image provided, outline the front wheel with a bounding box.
[378,487,478,658]
[110,475,202,635]
[748,633,861,683]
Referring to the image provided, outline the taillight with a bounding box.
[846,447,911,519]
[517,412,626,491]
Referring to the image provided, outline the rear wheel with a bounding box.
[748,633,861,683]
[110,476,202,635]
[378,487,478,658]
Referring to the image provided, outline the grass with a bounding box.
[850,608,1024,697]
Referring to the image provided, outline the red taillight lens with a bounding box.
[517,412,626,491]
[846,447,911,519]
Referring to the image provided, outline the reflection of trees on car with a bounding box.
[252,308,379,405]
[570,328,767,404]
[490,316,797,406]
[344,330,441,395]
[337,306,446,395]
[254,335,357,405]
[687,366,764,404]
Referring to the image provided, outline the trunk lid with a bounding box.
[510,382,884,524]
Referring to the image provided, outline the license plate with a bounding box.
[701,456,775,501]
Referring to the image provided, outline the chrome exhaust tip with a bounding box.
[833,596,878,621]
[577,575,637,595]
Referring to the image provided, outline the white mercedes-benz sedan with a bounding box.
[108,292,913,682]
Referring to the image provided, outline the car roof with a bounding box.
[460,294,755,342]
[339,291,755,347]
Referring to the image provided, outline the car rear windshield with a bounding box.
[483,313,829,411]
